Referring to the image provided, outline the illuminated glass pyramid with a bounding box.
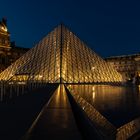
[0,24,122,83]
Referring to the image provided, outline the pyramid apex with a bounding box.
[56,22,68,28]
[59,22,66,28]
[60,22,64,25]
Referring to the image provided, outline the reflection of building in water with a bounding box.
[68,84,125,111]
[92,86,95,100]
[105,54,140,83]
[0,18,29,72]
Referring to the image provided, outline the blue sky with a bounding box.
[0,0,140,57]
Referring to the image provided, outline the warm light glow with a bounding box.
[10,75,28,81]
[0,26,7,32]
[10,74,13,77]
[92,91,95,100]
[17,81,26,85]
[92,86,95,100]
[56,85,60,104]
[92,86,95,91]
[8,81,14,85]
[92,66,95,70]
[39,75,43,78]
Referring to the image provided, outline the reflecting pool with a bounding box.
[68,84,140,128]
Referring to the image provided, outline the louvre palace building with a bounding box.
[105,54,140,83]
[0,18,29,72]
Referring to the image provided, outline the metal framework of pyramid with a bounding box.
[0,24,123,83]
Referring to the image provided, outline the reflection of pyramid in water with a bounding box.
[0,24,122,83]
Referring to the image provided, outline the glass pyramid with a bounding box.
[0,24,123,83]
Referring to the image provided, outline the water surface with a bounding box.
[68,84,140,128]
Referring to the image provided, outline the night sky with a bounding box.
[0,0,140,57]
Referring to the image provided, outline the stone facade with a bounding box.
[105,54,140,83]
[0,18,29,72]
